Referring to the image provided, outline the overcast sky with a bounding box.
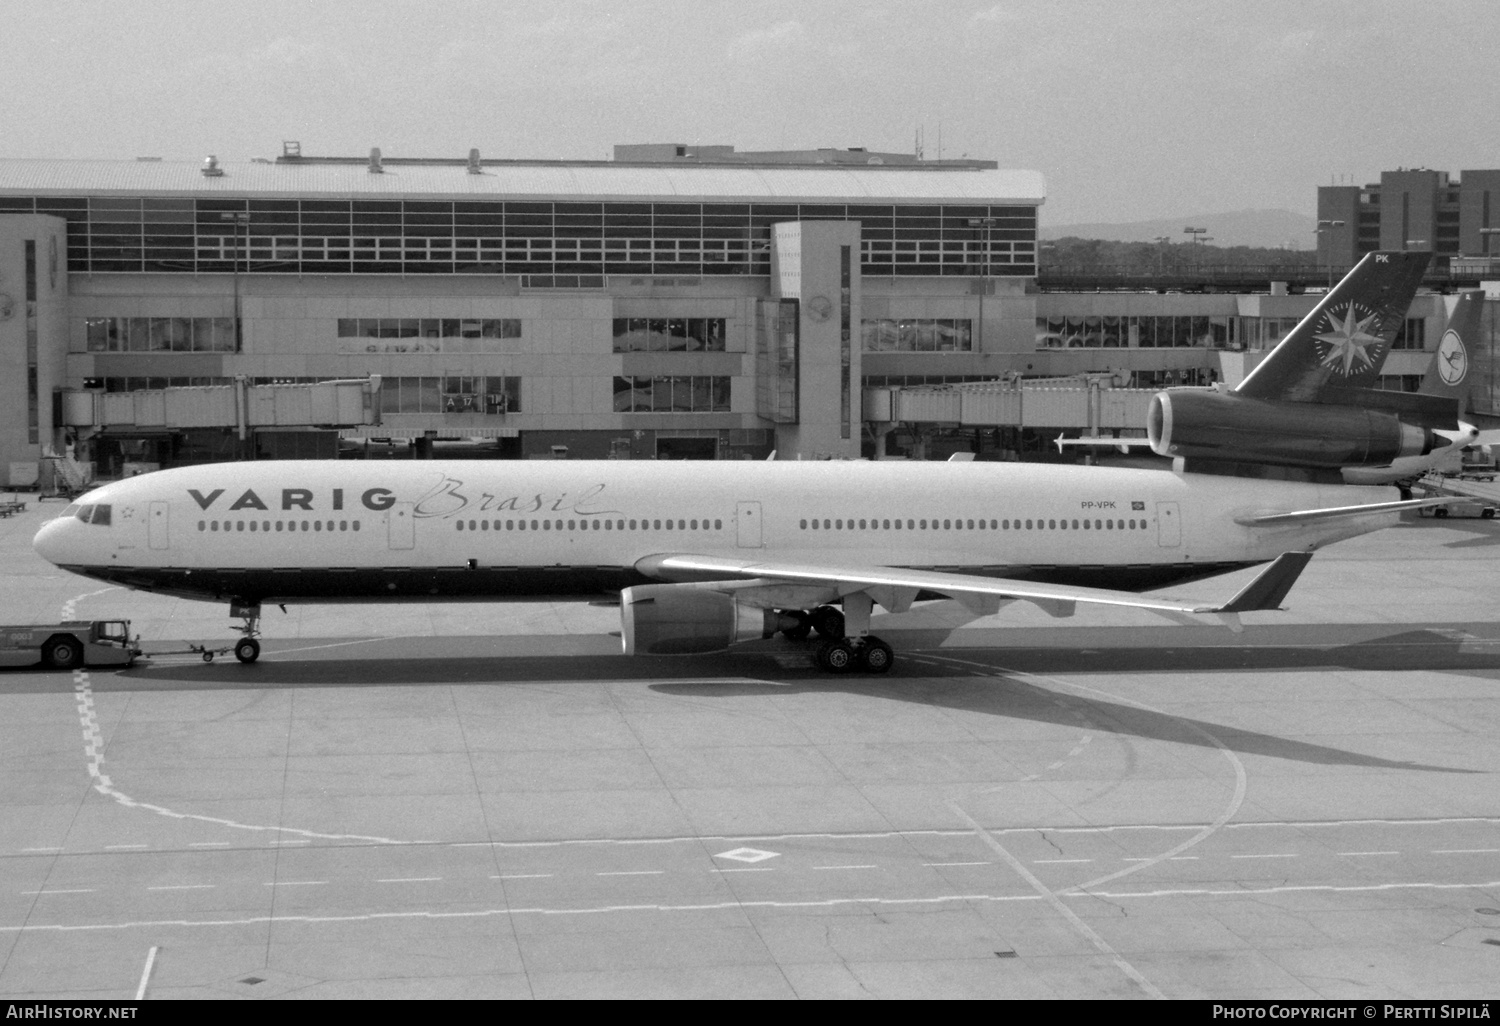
[4,1,1496,225]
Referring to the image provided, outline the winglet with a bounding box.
[1216,551,1314,613]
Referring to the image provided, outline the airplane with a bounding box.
[31,252,1454,675]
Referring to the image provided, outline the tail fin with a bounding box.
[1420,290,1483,404]
[1235,251,1431,403]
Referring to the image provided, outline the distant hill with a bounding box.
[1041,209,1315,250]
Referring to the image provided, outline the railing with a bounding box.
[1036,263,1485,292]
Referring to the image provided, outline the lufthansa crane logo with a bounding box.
[1313,302,1385,376]
[1436,328,1468,386]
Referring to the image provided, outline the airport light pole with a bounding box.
[1314,219,1345,289]
[1184,226,1208,265]
[1153,235,1170,275]
[967,217,996,276]
[220,212,250,352]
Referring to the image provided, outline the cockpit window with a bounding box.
[77,505,94,523]
[76,504,112,526]
[62,504,81,518]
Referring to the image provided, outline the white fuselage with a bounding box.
[33,460,1399,604]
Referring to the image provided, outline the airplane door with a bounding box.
[736,501,762,548]
[1156,501,1181,548]
[388,502,415,550]
[147,501,169,550]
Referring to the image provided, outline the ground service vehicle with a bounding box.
[0,620,140,670]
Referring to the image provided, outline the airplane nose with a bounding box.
[32,516,71,566]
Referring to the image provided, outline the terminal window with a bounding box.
[611,318,725,352]
[1,197,1036,279]
[613,376,730,413]
[861,319,973,352]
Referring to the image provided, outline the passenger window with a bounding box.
[340,521,347,531]
[943,519,951,529]
[198,520,205,532]
[714,519,722,529]
[919,519,927,529]
[302,521,310,531]
[1025,519,1033,529]
[353,522,361,531]
[1072,520,1079,529]
[882,519,890,529]
[1128,519,1136,529]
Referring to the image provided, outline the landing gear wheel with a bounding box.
[781,610,812,640]
[1434,507,1449,518]
[1484,508,1496,520]
[810,605,845,640]
[234,638,261,664]
[43,638,83,671]
[857,637,895,674]
[202,651,214,663]
[815,639,855,673]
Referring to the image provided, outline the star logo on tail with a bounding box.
[1313,303,1385,376]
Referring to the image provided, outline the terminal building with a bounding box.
[1317,167,1500,270]
[0,143,1487,485]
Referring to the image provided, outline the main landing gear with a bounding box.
[779,595,895,675]
[192,601,262,664]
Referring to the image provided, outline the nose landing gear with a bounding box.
[190,601,263,664]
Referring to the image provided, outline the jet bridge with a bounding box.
[59,376,380,435]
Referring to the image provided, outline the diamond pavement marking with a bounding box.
[715,847,781,863]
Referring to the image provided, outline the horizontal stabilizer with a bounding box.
[1235,496,1451,527]
[1218,551,1313,612]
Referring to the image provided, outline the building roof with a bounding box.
[0,158,1044,205]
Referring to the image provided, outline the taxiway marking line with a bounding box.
[22,848,61,853]
[23,889,94,895]
[492,874,552,880]
[9,878,1500,935]
[264,880,325,887]
[925,862,992,867]
[596,871,664,877]
[1340,851,1399,856]
[716,868,775,873]
[948,800,1165,1001]
[135,946,158,1002]
[105,845,148,850]
[1433,848,1500,854]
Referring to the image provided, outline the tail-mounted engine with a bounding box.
[1148,389,1437,470]
[620,584,795,655]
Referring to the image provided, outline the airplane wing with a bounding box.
[635,551,1313,617]
[1234,496,1454,526]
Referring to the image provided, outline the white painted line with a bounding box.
[1230,853,1298,859]
[924,861,992,867]
[597,870,665,877]
[376,877,442,884]
[23,889,95,895]
[492,874,553,880]
[189,842,231,848]
[21,847,61,853]
[148,885,216,891]
[1122,858,1154,863]
[135,946,158,1001]
[812,865,877,871]
[106,844,149,850]
[717,867,776,873]
[1034,858,1093,864]
[1168,857,1199,861]
[273,840,312,846]
[1433,848,1500,854]
[265,881,326,887]
[1339,851,1399,856]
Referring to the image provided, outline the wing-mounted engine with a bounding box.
[1148,389,1437,470]
[620,583,797,655]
